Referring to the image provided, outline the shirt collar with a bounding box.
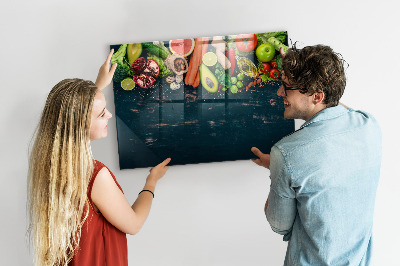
[300,105,349,129]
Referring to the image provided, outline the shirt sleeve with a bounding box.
[266,145,297,241]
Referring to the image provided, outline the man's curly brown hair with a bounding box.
[282,44,347,107]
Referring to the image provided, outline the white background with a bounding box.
[1,0,399,265]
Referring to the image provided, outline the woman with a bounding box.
[27,50,170,266]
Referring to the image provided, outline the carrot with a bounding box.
[192,38,209,88]
[188,37,207,85]
[193,70,200,87]
[227,48,235,76]
[185,40,200,85]
[186,38,202,85]
[192,38,209,87]
[201,38,209,58]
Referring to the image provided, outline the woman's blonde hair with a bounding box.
[28,79,98,265]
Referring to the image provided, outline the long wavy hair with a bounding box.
[28,79,98,265]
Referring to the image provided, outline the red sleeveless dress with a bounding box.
[69,160,128,266]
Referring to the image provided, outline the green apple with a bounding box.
[256,43,275,62]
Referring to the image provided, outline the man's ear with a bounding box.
[313,92,325,104]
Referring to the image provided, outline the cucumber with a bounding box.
[142,42,170,60]
[267,37,289,53]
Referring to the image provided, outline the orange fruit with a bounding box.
[169,38,195,57]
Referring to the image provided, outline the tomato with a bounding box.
[269,69,280,79]
[270,58,279,69]
[260,62,271,73]
[235,34,257,52]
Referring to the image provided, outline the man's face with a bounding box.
[277,75,315,121]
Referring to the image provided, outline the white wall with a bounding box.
[1,0,399,265]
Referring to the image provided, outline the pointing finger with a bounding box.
[161,158,171,166]
[106,49,114,64]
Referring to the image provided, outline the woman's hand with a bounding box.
[251,147,271,169]
[92,158,171,236]
[146,158,171,186]
[95,49,117,90]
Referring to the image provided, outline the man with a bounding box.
[251,45,381,265]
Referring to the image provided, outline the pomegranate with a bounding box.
[131,57,160,88]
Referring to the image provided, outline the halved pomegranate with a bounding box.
[131,57,147,74]
[131,57,160,89]
[133,74,156,89]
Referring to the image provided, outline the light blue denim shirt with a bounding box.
[266,105,382,266]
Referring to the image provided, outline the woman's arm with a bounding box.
[95,49,117,90]
[91,158,171,235]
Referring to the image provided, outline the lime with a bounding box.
[202,52,217,67]
[121,78,136,90]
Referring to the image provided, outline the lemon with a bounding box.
[202,52,217,67]
[121,78,136,90]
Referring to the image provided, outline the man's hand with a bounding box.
[264,199,269,213]
[251,147,271,169]
[95,49,117,90]
[280,47,286,57]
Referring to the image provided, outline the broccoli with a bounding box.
[113,64,133,82]
[111,44,133,82]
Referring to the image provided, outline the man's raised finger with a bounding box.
[251,147,263,158]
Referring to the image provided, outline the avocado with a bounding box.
[199,63,218,93]
[127,43,143,65]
